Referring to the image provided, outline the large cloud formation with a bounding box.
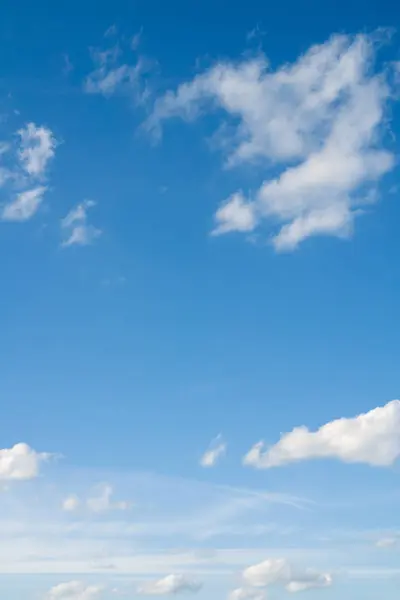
[150,33,396,250]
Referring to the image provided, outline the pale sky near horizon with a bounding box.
[1,0,400,598]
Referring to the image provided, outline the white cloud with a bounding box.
[61,200,102,247]
[150,33,396,250]
[243,558,290,587]
[200,435,226,467]
[18,122,56,177]
[228,588,265,600]
[46,581,104,600]
[243,400,400,468]
[1,186,47,221]
[376,537,397,548]
[86,484,130,513]
[84,43,149,100]
[0,121,56,222]
[285,572,332,592]
[242,558,332,593]
[137,574,202,595]
[212,192,257,236]
[0,443,51,480]
[62,495,81,512]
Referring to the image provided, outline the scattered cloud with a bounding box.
[243,558,290,587]
[228,587,265,600]
[86,484,131,513]
[137,574,202,595]
[243,400,400,468]
[131,27,144,51]
[212,192,257,236]
[61,200,102,247]
[149,33,396,250]
[1,122,56,221]
[243,558,332,593]
[46,581,104,600]
[84,37,151,101]
[2,186,47,221]
[63,54,74,76]
[62,495,81,512]
[200,435,227,467]
[104,24,118,38]
[376,537,398,548]
[285,572,332,592]
[0,443,51,480]
[18,122,56,177]
[62,484,130,513]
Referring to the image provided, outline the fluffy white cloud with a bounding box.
[150,34,396,250]
[243,558,290,587]
[1,186,47,221]
[228,588,265,600]
[61,200,102,246]
[242,558,332,593]
[137,574,202,595]
[200,435,226,467]
[18,122,56,177]
[47,581,103,600]
[212,192,258,236]
[86,484,130,513]
[243,400,400,468]
[0,443,51,480]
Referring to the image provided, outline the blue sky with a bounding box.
[1,0,400,598]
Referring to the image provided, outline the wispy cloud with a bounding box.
[200,435,227,467]
[2,186,47,221]
[18,122,56,177]
[61,200,102,247]
[149,33,397,250]
[84,31,152,102]
[82,484,130,513]
[1,122,57,221]
[0,467,312,574]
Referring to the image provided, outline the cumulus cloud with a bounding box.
[149,33,396,250]
[200,434,227,467]
[0,443,51,480]
[137,574,202,595]
[18,122,56,177]
[212,192,258,236]
[243,558,290,587]
[228,588,265,600]
[61,200,102,247]
[242,558,332,593]
[243,400,400,468]
[1,186,47,221]
[46,581,104,600]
